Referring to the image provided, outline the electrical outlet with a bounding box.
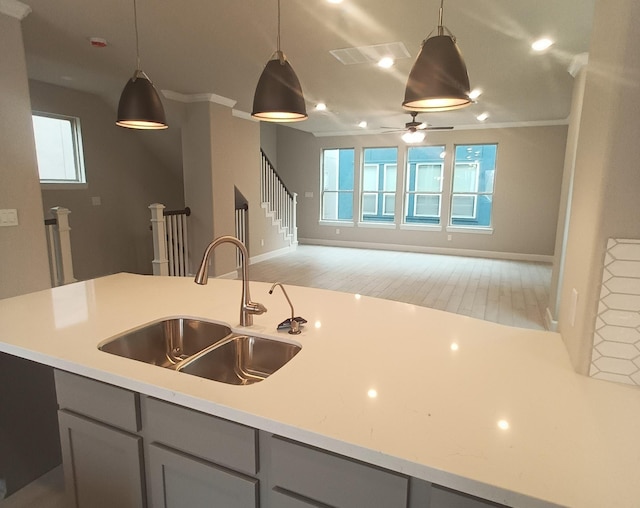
[336,228,340,235]
[0,209,18,227]
[447,235,452,241]
[91,196,101,206]
[304,191,313,198]
[261,239,264,247]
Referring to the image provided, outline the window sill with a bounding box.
[446,226,494,235]
[357,221,397,230]
[400,224,442,232]
[41,183,88,191]
[319,220,355,227]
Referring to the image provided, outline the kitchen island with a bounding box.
[0,273,639,507]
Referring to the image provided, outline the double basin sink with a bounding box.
[98,318,301,385]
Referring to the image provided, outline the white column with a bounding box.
[50,207,77,285]
[149,203,169,276]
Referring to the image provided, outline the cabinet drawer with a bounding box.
[148,443,258,508]
[431,485,508,508]
[54,369,140,432]
[270,488,332,508]
[142,397,257,475]
[270,436,408,508]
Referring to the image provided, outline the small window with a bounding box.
[32,112,86,185]
[404,146,445,225]
[361,147,397,223]
[450,144,497,228]
[321,148,354,221]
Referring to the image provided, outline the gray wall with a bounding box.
[275,124,568,259]
[557,0,640,373]
[182,102,286,277]
[0,14,50,299]
[30,80,184,280]
[0,11,60,499]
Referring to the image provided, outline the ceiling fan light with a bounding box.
[402,130,426,144]
[117,71,168,129]
[403,34,471,112]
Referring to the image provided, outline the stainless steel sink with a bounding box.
[98,318,233,368]
[177,335,301,385]
[98,318,301,384]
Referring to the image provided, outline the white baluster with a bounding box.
[50,207,77,285]
[149,204,169,276]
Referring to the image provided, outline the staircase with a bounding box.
[260,150,297,248]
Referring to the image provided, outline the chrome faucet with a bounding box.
[269,282,305,334]
[194,236,267,326]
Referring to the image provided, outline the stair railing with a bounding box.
[260,150,297,244]
[149,204,191,276]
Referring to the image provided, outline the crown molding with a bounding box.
[161,90,236,108]
[0,0,32,20]
[568,52,589,78]
[231,109,257,122]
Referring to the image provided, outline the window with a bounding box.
[321,148,354,221]
[450,144,497,228]
[361,147,397,223]
[32,112,86,185]
[404,146,445,225]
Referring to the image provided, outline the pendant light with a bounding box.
[251,0,307,122]
[116,0,168,130]
[403,0,471,112]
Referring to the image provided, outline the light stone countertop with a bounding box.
[1,273,639,508]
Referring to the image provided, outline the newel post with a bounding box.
[292,192,298,245]
[149,203,169,276]
[50,207,77,285]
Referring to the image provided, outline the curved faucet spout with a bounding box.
[194,236,266,326]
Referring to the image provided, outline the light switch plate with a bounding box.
[0,209,18,227]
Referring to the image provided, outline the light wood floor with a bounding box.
[249,245,551,331]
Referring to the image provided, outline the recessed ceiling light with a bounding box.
[377,57,394,69]
[531,38,554,52]
[327,0,343,3]
[476,112,489,122]
[469,88,482,100]
[358,121,368,128]
[315,103,327,111]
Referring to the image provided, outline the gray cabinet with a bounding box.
[147,443,258,508]
[142,397,259,508]
[57,410,145,508]
[54,369,507,508]
[268,435,408,508]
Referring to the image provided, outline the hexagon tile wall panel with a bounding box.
[591,239,640,386]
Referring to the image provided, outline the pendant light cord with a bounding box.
[134,0,141,71]
[437,0,444,35]
[277,0,281,52]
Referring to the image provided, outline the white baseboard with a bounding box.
[297,237,554,263]
[249,244,297,265]
[544,307,558,331]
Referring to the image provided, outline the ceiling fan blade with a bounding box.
[423,126,454,130]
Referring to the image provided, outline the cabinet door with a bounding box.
[58,410,145,508]
[147,443,258,508]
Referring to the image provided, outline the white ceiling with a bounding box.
[19,0,596,136]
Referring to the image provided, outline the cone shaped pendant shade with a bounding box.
[116,0,167,130]
[251,0,307,122]
[252,52,307,122]
[117,70,167,129]
[403,0,471,112]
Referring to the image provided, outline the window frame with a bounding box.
[448,144,498,230]
[320,148,355,223]
[32,111,87,187]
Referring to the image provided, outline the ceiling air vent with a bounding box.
[330,42,411,65]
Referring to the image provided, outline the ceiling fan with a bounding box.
[382,112,453,143]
